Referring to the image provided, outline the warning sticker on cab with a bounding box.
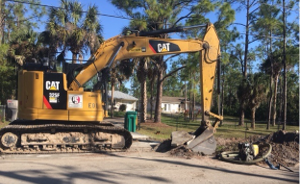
[69,94,83,108]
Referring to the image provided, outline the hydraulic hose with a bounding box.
[219,143,272,164]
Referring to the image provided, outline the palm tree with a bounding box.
[45,0,102,64]
[247,73,268,129]
[147,63,158,120]
[9,28,43,65]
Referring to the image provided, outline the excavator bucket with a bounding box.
[187,126,216,155]
[171,125,217,155]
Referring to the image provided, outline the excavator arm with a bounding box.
[69,23,222,154]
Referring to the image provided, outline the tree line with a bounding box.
[0,0,298,129]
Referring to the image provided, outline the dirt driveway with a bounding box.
[0,147,298,184]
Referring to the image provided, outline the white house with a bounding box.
[146,96,188,113]
[146,96,201,114]
[108,91,138,111]
[160,96,185,113]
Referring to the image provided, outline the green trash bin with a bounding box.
[124,111,137,132]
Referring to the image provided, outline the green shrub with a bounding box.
[114,111,126,117]
[119,104,127,112]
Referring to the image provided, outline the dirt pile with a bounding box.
[216,130,299,167]
[262,130,299,167]
[154,139,197,159]
[169,146,194,159]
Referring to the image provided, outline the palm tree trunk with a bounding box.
[220,69,224,126]
[189,86,192,119]
[251,108,255,129]
[140,79,147,122]
[239,106,245,126]
[184,82,187,111]
[278,76,283,122]
[72,53,77,64]
[154,70,163,123]
[272,74,279,126]
[139,59,148,122]
[267,75,273,130]
[192,82,195,121]
[267,27,274,129]
[150,77,154,120]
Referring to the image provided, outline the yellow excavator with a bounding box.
[0,23,222,154]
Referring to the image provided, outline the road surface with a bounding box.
[0,148,298,184]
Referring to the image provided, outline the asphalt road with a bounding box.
[0,148,298,184]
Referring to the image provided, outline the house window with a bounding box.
[164,104,167,111]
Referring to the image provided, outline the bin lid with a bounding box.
[125,111,137,115]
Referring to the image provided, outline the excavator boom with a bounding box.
[69,23,220,92]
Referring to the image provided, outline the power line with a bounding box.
[5,0,135,21]
[5,0,180,26]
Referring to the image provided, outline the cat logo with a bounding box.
[45,81,60,90]
[157,43,170,52]
[149,40,181,53]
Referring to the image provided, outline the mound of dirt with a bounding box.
[261,130,299,167]
[216,130,299,167]
[169,146,194,159]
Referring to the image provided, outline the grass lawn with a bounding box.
[1,114,298,142]
[136,113,299,141]
[0,121,10,129]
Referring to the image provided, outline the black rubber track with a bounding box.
[0,120,132,154]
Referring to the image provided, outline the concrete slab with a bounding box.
[131,141,160,148]
[171,131,194,147]
[130,140,160,151]
[131,132,150,141]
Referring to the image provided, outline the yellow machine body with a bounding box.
[18,70,104,122]
[253,144,259,157]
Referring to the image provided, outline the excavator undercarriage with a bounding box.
[0,120,132,154]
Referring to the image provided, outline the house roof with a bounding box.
[108,91,138,101]
[161,96,187,103]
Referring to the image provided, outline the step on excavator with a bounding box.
[0,23,222,154]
